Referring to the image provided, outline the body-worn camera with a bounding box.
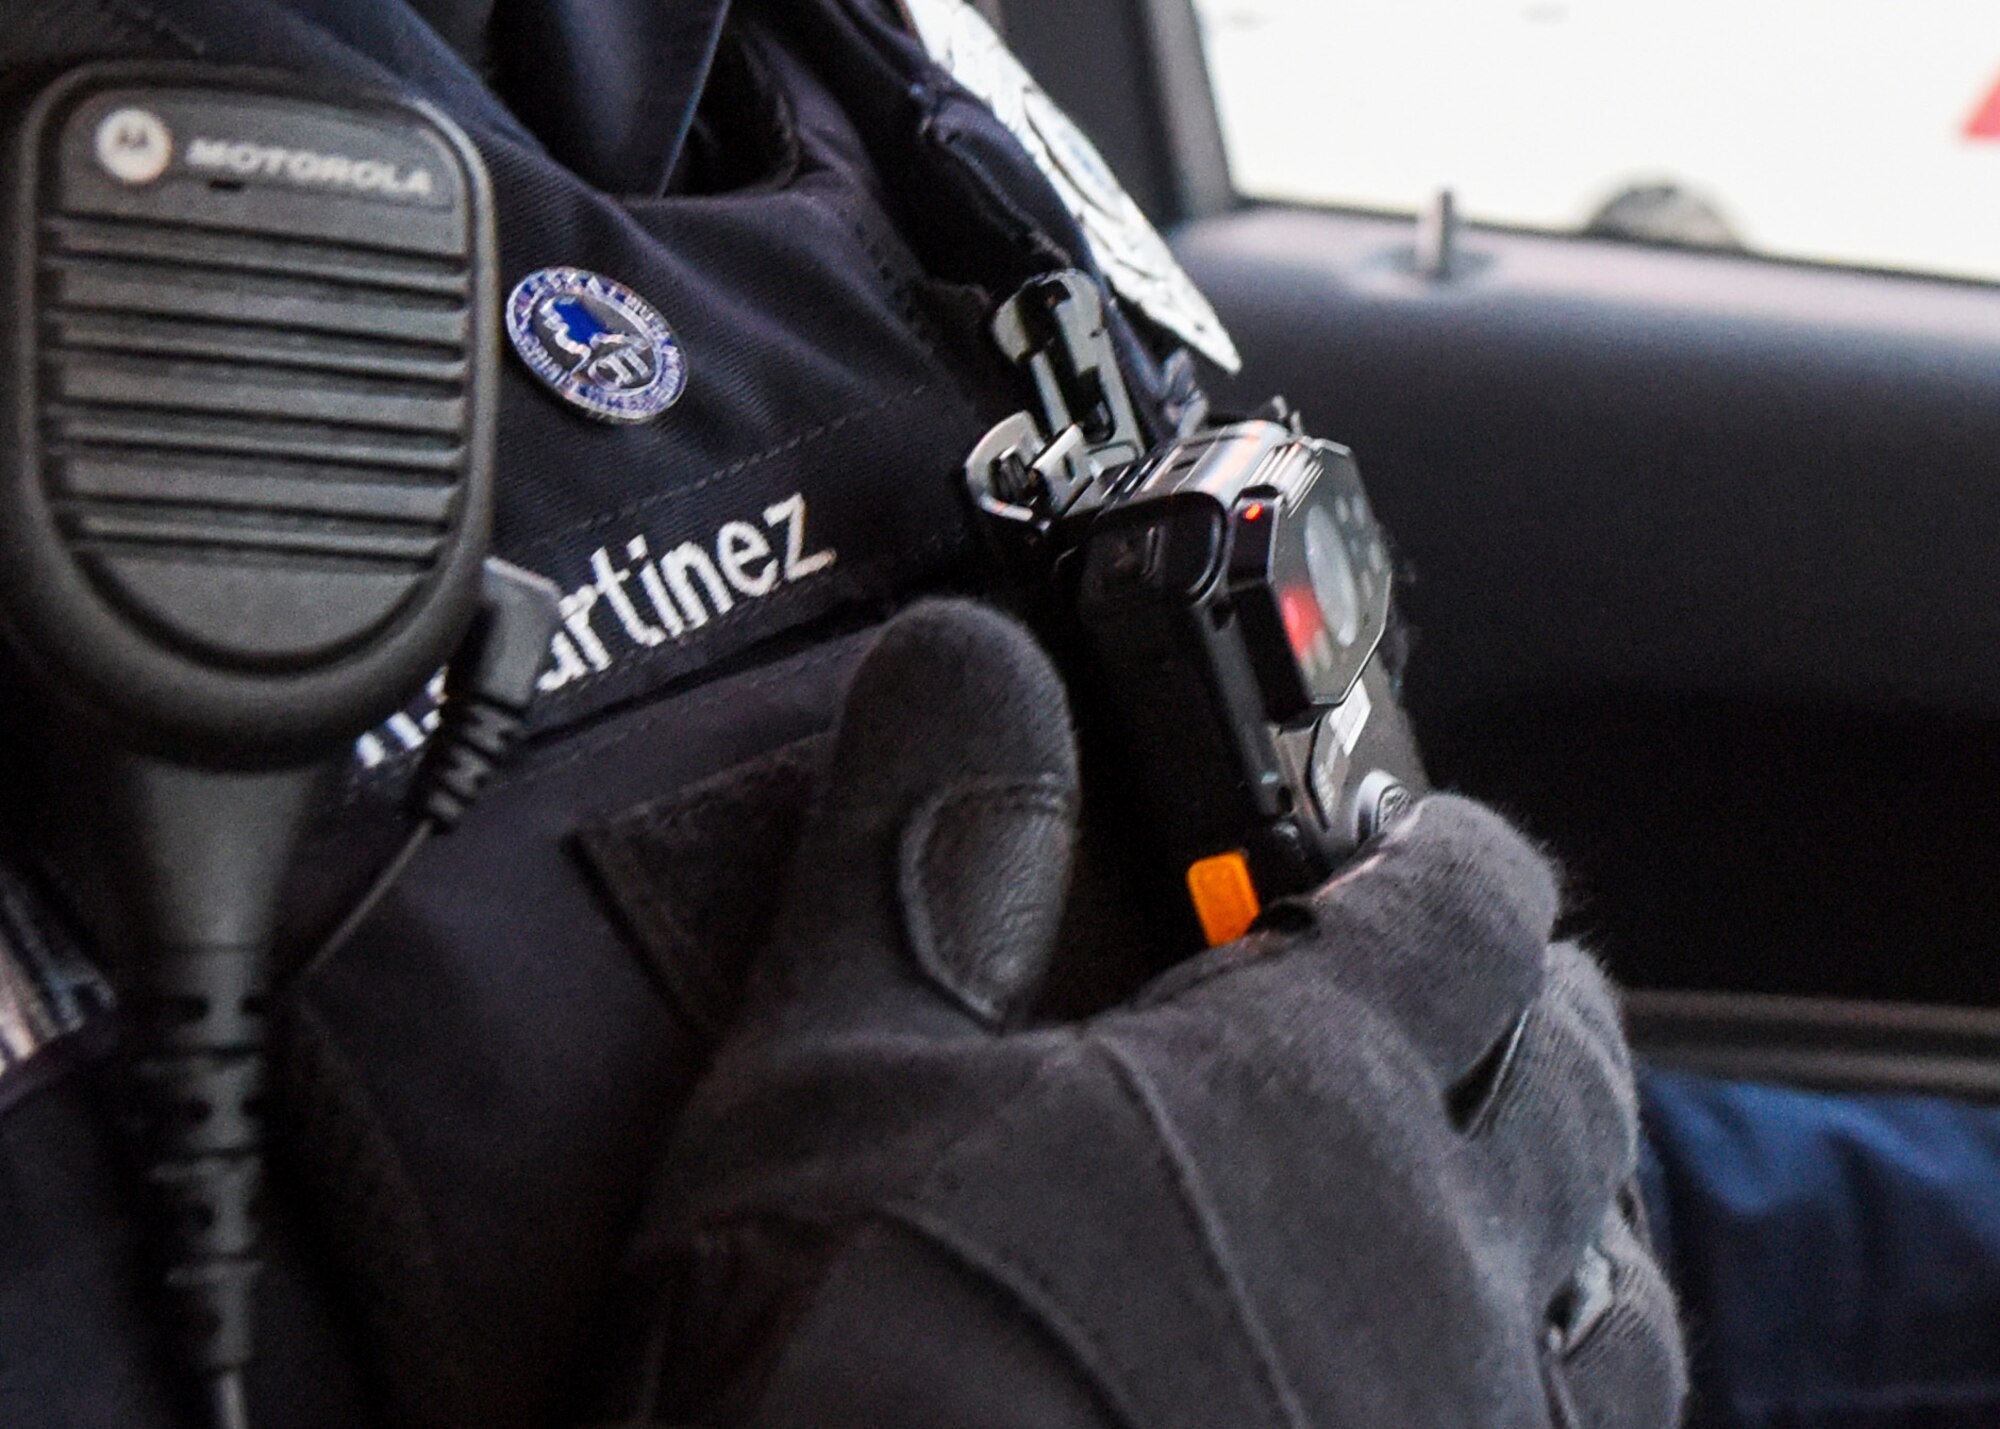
[967,272,1425,945]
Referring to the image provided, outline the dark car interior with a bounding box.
[1007,0,2000,1097]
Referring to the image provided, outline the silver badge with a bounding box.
[899,0,1242,374]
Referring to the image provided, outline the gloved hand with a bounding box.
[612,600,1685,1429]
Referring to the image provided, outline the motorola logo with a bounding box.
[94,107,172,185]
[183,137,436,198]
[92,104,438,200]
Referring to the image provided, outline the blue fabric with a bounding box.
[1640,1069,2000,1428]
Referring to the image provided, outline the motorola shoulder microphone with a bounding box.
[0,64,498,1428]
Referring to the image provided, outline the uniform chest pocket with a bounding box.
[572,734,829,1044]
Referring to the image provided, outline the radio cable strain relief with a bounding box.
[291,560,562,989]
[414,696,520,832]
[410,558,562,831]
[125,943,268,1429]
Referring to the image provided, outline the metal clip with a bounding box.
[965,271,1146,534]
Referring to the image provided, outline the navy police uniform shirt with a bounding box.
[0,1,1221,1424]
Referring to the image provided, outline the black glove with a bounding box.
[613,600,1684,1428]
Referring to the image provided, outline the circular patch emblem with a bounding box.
[505,267,686,423]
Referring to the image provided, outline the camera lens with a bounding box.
[1303,505,1361,648]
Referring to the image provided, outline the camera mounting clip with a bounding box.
[965,270,1146,533]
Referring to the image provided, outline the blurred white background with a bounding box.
[1194,0,2000,282]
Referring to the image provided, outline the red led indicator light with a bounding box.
[1242,502,1266,522]
[1281,584,1324,658]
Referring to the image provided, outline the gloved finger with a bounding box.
[739,599,1080,1042]
[1314,795,1559,1086]
[1151,795,1559,1090]
[1472,943,1641,1303]
[1546,1200,1688,1429]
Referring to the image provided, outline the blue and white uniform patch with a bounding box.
[506,267,688,423]
[0,864,113,1116]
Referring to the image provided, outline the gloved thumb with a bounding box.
[740,600,1079,1042]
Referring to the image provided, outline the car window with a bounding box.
[1192,0,2000,283]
